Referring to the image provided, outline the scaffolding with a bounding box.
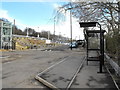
[0,20,12,49]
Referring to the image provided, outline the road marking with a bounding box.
[35,55,70,90]
[66,56,86,90]
[0,56,9,58]
[37,56,70,76]
[35,52,84,89]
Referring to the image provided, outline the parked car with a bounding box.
[69,42,78,48]
[76,40,84,45]
[76,40,85,47]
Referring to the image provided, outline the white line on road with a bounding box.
[66,56,86,90]
[0,56,10,58]
[35,55,71,90]
[37,56,70,76]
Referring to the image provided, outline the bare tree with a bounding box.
[55,1,119,32]
[55,1,120,65]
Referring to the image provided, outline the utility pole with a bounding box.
[48,31,50,40]
[26,27,28,37]
[70,3,73,50]
[118,1,120,66]
[54,17,56,46]
[59,32,61,43]
[37,27,39,38]
[13,19,15,34]
[54,18,56,36]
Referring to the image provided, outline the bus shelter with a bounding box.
[79,22,105,73]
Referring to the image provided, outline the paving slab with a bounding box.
[71,61,118,89]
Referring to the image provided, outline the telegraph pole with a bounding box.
[67,2,73,50]
[48,31,50,40]
[54,17,56,46]
[13,19,15,34]
[26,27,29,37]
[70,9,73,50]
[118,1,120,66]
[37,27,39,38]
[54,18,56,36]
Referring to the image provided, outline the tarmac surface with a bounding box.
[1,45,118,89]
[2,45,70,88]
[35,47,118,90]
[36,51,85,88]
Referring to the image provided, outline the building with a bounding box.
[0,19,12,49]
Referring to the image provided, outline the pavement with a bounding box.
[71,61,117,89]
[1,45,118,89]
[36,48,118,90]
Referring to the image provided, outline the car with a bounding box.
[69,42,78,48]
[76,40,85,45]
[76,40,85,47]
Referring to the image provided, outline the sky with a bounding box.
[0,1,84,40]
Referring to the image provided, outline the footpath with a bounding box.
[35,48,118,90]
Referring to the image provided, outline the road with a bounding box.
[2,45,84,88]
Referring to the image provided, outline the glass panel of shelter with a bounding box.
[86,30,105,66]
